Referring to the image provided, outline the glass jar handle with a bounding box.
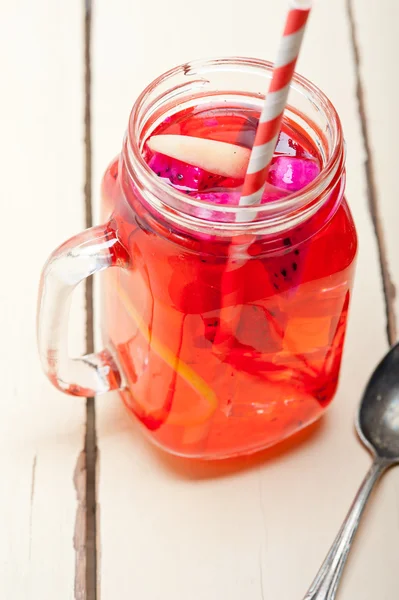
[37,224,127,396]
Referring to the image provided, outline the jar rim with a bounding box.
[124,56,345,235]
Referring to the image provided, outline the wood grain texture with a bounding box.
[349,0,399,343]
[87,1,399,598]
[0,2,86,598]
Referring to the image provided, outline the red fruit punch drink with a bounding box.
[100,59,357,459]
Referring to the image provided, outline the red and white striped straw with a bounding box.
[239,0,312,212]
[214,0,312,351]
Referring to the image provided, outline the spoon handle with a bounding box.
[302,459,387,600]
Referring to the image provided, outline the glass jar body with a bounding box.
[100,151,357,458]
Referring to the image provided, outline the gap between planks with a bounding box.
[74,0,98,599]
[346,0,397,346]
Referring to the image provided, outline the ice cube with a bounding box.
[268,157,320,192]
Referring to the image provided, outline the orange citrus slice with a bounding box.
[116,281,218,425]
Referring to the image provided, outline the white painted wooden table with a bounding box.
[1,1,398,598]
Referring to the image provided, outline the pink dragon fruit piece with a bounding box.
[148,152,215,191]
[268,156,320,193]
[190,184,290,222]
[190,190,241,223]
[260,183,291,203]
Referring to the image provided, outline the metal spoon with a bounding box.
[302,343,399,600]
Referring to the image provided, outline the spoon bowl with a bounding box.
[303,343,399,600]
[357,343,399,461]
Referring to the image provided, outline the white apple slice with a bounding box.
[147,134,250,179]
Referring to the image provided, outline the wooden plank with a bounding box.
[92,1,398,598]
[349,0,399,343]
[0,2,86,598]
